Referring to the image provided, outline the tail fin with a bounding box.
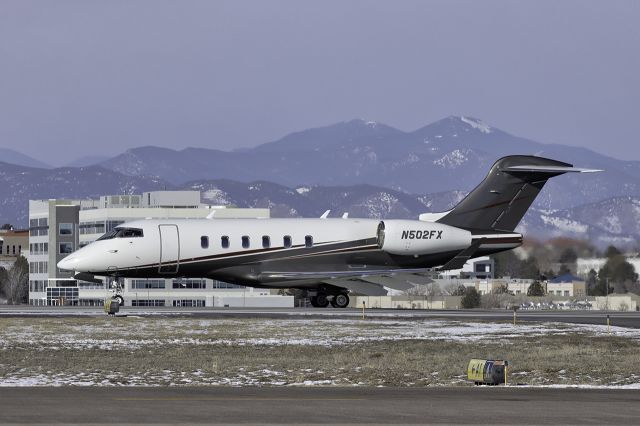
[436,155,601,232]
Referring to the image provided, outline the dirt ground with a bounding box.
[1,317,639,386]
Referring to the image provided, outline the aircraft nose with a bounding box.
[57,255,80,272]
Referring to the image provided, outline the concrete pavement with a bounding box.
[1,386,638,424]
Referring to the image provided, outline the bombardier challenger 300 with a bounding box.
[58,155,600,308]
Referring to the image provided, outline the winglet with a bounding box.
[320,210,331,219]
[206,210,217,219]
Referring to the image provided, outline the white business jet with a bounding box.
[58,155,600,308]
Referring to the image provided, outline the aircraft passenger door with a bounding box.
[158,225,180,274]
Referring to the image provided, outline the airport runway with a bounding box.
[1,386,639,424]
[2,306,640,328]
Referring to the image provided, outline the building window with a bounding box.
[212,280,243,289]
[59,243,74,254]
[131,279,166,289]
[59,223,74,236]
[262,236,270,249]
[172,299,205,307]
[132,299,166,307]
[242,236,250,249]
[221,236,230,249]
[283,235,292,248]
[172,279,206,289]
[201,236,209,249]
[305,235,313,248]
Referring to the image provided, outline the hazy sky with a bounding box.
[1,0,639,165]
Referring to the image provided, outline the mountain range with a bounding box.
[97,116,640,210]
[1,116,638,247]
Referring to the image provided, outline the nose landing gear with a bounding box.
[109,279,124,308]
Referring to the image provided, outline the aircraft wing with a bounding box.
[318,272,435,296]
[321,279,389,296]
[260,268,434,281]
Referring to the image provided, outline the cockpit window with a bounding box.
[97,229,118,241]
[97,227,144,240]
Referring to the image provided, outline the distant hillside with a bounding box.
[0,162,168,225]
[1,116,637,247]
[0,148,51,169]
[98,116,640,210]
[0,160,636,248]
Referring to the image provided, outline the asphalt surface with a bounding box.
[1,387,638,425]
[2,306,640,328]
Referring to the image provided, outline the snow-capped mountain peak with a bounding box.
[459,116,492,134]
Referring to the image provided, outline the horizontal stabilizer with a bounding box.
[506,165,603,174]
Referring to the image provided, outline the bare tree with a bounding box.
[3,257,28,304]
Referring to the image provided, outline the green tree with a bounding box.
[527,281,545,296]
[541,269,556,281]
[596,254,637,294]
[492,251,539,279]
[586,269,598,294]
[557,264,572,276]
[558,247,577,264]
[604,245,622,258]
[461,287,481,309]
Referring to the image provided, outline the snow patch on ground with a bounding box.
[433,149,470,169]
[541,215,588,234]
[597,215,622,234]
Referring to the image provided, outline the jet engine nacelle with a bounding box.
[377,220,472,256]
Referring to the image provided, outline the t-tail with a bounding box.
[436,155,601,233]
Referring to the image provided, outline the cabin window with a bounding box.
[242,236,250,249]
[262,236,270,249]
[305,235,313,248]
[221,236,230,249]
[201,236,209,249]
[283,235,292,248]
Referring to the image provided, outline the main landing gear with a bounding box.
[309,292,350,308]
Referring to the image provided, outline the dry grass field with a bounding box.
[1,317,639,387]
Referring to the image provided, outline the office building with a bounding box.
[27,191,292,307]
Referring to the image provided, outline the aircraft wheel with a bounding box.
[331,293,349,309]
[113,295,124,306]
[314,293,329,308]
